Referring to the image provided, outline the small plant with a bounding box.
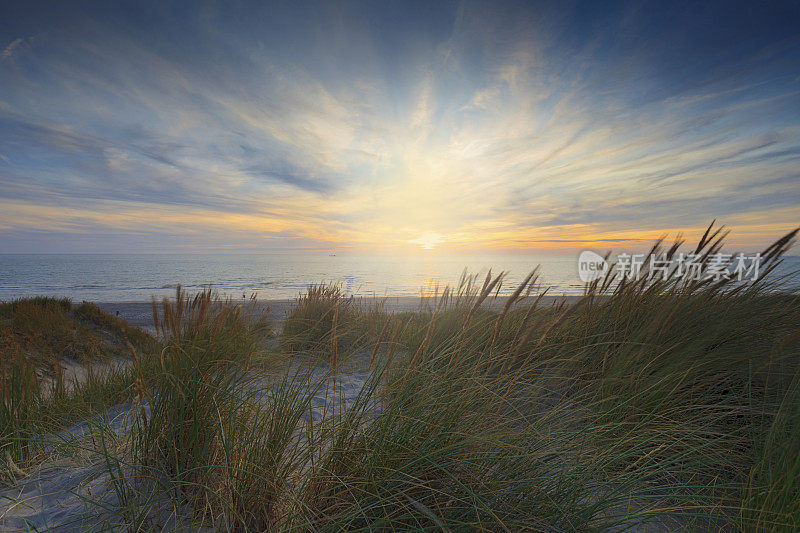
[133,286,301,527]
[281,284,358,354]
[0,351,41,469]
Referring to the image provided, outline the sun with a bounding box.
[409,232,445,250]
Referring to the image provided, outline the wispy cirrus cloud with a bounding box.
[0,37,23,63]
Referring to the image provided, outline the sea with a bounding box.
[0,253,798,303]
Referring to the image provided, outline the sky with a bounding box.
[0,0,798,253]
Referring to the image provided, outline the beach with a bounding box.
[97,295,592,332]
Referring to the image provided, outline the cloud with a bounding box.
[0,38,22,62]
[0,1,798,252]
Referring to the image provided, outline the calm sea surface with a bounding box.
[0,253,583,302]
[0,253,797,303]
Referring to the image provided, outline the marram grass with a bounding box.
[1,223,799,531]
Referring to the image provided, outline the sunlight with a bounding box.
[409,232,445,250]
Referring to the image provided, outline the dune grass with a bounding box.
[134,288,280,520]
[2,223,799,530]
[280,283,386,356]
[0,296,156,476]
[74,300,155,350]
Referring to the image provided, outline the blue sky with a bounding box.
[0,0,798,252]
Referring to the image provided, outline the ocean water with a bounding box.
[0,253,583,302]
[0,253,797,303]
